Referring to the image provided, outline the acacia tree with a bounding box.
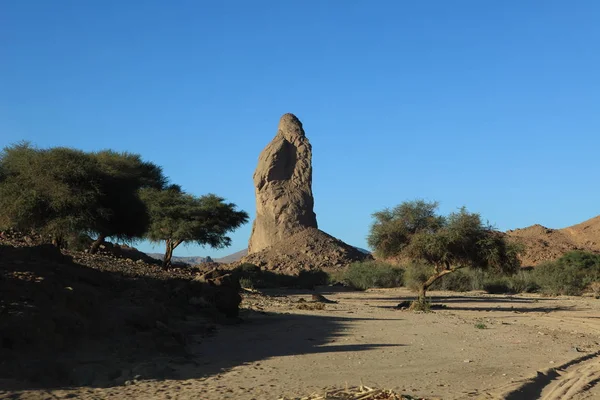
[368,200,521,301]
[0,143,107,245]
[88,150,167,253]
[140,186,249,268]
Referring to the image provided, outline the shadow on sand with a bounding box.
[0,244,402,391]
[372,294,575,314]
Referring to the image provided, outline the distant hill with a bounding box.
[506,215,600,266]
[145,253,213,265]
[214,249,248,264]
[145,246,371,266]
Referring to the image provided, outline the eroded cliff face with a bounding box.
[248,113,317,254]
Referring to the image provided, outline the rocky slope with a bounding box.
[240,227,372,274]
[0,232,241,389]
[506,215,600,266]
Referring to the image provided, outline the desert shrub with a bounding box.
[433,270,473,292]
[239,277,255,289]
[296,269,330,289]
[232,263,293,288]
[482,277,512,294]
[507,270,540,293]
[586,282,600,298]
[405,263,474,292]
[232,263,329,289]
[404,262,433,292]
[534,251,600,296]
[327,270,346,285]
[342,261,404,290]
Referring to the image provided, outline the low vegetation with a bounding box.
[330,251,600,300]
[233,263,329,290]
[533,251,600,296]
[368,200,522,301]
[336,261,404,290]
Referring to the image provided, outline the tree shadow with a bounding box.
[374,294,575,313]
[0,244,402,391]
[359,295,559,303]
[175,313,402,382]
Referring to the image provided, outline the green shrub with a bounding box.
[405,265,477,292]
[404,262,433,292]
[482,277,512,294]
[341,261,404,290]
[433,270,473,292]
[534,251,600,296]
[296,269,330,289]
[507,270,539,293]
[232,263,330,289]
[587,282,600,298]
[232,263,293,288]
[239,277,255,290]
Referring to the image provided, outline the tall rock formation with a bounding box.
[248,113,318,254]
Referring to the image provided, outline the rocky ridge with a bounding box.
[506,216,600,266]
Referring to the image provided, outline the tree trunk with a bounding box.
[162,239,183,269]
[418,269,455,302]
[163,240,174,269]
[89,234,107,254]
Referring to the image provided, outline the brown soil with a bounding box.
[239,227,372,274]
[506,215,600,266]
[0,236,239,390]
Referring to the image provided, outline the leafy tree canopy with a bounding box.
[141,186,249,268]
[0,143,167,251]
[88,150,167,252]
[368,200,521,300]
[0,143,107,243]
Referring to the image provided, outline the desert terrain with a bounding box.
[3,287,600,400]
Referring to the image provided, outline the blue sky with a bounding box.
[1,1,599,257]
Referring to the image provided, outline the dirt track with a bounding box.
[2,288,600,399]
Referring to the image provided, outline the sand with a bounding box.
[2,287,600,400]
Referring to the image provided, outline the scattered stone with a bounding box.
[311,293,338,304]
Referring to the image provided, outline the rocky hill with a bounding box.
[0,231,241,388]
[506,215,600,266]
[239,227,371,274]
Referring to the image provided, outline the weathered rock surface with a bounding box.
[242,227,372,274]
[248,113,318,254]
[506,215,600,266]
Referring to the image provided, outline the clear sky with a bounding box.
[1,1,599,258]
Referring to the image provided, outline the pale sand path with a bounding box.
[2,288,600,399]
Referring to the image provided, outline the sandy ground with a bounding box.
[2,288,600,400]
